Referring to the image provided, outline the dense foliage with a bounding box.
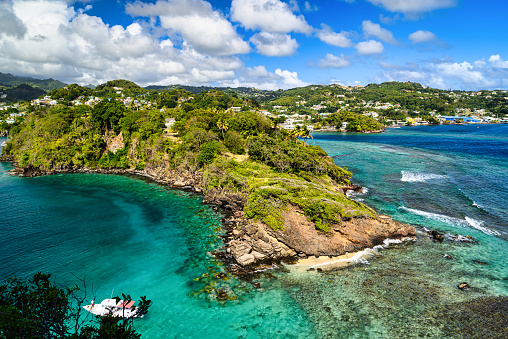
[0,273,151,338]
[3,86,374,233]
[325,111,384,132]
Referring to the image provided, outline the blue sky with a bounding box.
[1,0,507,90]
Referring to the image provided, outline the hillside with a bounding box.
[0,72,66,92]
[1,84,46,103]
[1,87,413,267]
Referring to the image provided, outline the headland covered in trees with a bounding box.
[1,78,415,269]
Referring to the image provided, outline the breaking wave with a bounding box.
[400,207,501,236]
[401,171,448,183]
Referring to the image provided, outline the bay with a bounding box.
[1,124,507,338]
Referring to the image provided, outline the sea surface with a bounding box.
[0,125,507,338]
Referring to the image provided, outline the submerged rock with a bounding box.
[472,259,489,265]
[458,282,470,290]
[443,254,453,260]
[430,230,444,242]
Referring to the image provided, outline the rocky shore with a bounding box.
[3,160,415,269]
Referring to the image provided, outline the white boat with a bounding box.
[83,298,142,318]
[1,141,6,147]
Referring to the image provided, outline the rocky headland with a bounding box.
[4,159,415,269]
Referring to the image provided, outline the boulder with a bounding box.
[236,254,255,266]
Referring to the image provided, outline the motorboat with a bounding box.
[83,298,142,318]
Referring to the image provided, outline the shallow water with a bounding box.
[1,126,507,338]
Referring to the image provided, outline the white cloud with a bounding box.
[318,53,351,69]
[304,2,319,11]
[367,0,457,16]
[436,61,496,87]
[409,30,437,43]
[231,0,312,34]
[0,0,312,90]
[356,40,384,55]
[126,0,250,56]
[220,66,309,90]
[362,20,396,44]
[489,55,508,68]
[316,24,353,48]
[378,58,501,90]
[275,68,309,87]
[0,0,27,38]
[250,32,299,57]
[289,0,299,12]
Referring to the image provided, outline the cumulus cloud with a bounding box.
[275,68,309,88]
[356,40,384,55]
[362,20,396,44]
[318,53,351,69]
[220,65,309,90]
[0,0,312,90]
[367,0,457,17]
[250,32,299,57]
[435,61,496,87]
[316,24,353,48]
[489,55,508,68]
[378,58,502,90]
[409,30,437,43]
[126,0,250,56]
[231,0,312,33]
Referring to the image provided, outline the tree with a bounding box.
[216,118,229,140]
[91,100,129,133]
[0,273,151,338]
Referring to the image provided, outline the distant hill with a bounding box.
[145,84,263,95]
[0,84,46,103]
[0,72,66,92]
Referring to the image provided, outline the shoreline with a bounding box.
[0,160,415,273]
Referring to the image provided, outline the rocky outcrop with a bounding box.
[228,221,297,265]
[105,131,124,153]
[222,203,414,267]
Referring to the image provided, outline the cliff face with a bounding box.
[203,187,414,266]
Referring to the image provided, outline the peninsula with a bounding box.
[1,79,414,267]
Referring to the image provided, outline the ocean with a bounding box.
[0,124,507,338]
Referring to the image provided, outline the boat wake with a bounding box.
[400,171,448,183]
[400,207,501,236]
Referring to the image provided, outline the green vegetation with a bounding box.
[5,78,506,232]
[0,71,66,92]
[325,111,384,132]
[0,84,46,103]
[0,272,151,338]
[3,83,376,233]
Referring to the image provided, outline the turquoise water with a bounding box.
[1,125,507,338]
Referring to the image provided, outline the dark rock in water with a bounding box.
[216,288,229,301]
[458,282,470,290]
[252,282,261,289]
[316,268,323,273]
[472,259,489,265]
[431,230,444,242]
[443,254,453,260]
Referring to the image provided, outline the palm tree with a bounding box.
[216,118,229,139]
[299,125,313,143]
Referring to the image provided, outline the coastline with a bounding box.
[0,158,416,272]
